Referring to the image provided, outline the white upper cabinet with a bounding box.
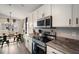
[37,6,44,19]
[43,4,52,17]
[33,10,38,21]
[36,4,52,19]
[53,4,73,27]
[29,4,79,28]
[27,13,33,34]
[32,10,38,27]
[52,4,55,27]
[52,4,55,16]
[73,5,79,27]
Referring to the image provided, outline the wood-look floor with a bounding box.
[0,38,30,54]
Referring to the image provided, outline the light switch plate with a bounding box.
[71,32,77,39]
[72,32,76,36]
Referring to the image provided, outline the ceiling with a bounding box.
[0,4,43,19]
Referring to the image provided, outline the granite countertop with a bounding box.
[46,37,79,54]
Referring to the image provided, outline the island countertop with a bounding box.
[46,37,79,54]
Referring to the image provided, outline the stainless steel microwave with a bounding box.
[37,16,52,28]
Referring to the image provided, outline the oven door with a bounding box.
[32,41,46,54]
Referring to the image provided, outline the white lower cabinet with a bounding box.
[23,34,32,53]
[47,46,64,54]
[28,37,32,53]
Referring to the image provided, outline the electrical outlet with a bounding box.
[72,32,76,37]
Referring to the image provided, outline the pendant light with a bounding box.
[7,18,9,22]
[13,19,16,23]
[7,12,12,22]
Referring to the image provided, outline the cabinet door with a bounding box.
[37,6,44,19]
[52,4,55,27]
[33,20,37,28]
[32,10,38,27]
[28,38,32,53]
[73,5,79,27]
[27,37,32,53]
[27,14,33,34]
[44,4,52,17]
[37,4,52,18]
[24,35,29,49]
[47,46,64,54]
[53,4,72,27]
[24,36,32,53]
[33,10,38,21]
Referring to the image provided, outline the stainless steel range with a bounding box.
[32,33,56,54]
[32,28,56,54]
[32,38,47,54]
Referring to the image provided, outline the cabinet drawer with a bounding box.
[47,46,64,54]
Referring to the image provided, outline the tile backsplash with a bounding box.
[56,27,79,40]
[34,27,79,40]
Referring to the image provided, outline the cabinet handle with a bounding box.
[69,19,71,24]
[76,18,78,24]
